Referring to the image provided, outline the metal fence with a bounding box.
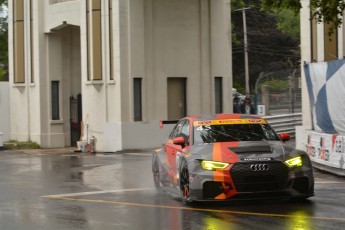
[253,71,302,116]
[264,113,302,138]
[255,90,301,115]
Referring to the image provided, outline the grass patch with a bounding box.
[4,140,40,150]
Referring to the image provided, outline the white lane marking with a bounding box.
[124,153,152,156]
[315,181,343,184]
[43,188,155,198]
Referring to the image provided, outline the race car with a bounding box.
[152,114,314,203]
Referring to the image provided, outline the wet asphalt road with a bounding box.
[0,148,345,230]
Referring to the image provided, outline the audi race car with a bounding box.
[152,114,314,203]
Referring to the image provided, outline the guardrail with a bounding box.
[263,113,302,138]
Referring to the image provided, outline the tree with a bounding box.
[232,0,300,93]
[275,9,300,38]
[0,0,8,81]
[261,0,344,34]
[232,0,343,94]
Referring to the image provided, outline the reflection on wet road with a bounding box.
[0,150,345,229]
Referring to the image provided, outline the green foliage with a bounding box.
[0,67,7,81]
[260,0,302,13]
[231,0,245,46]
[261,0,345,35]
[231,22,238,45]
[275,9,300,38]
[233,81,245,94]
[261,79,289,92]
[0,0,7,81]
[310,0,344,35]
[231,0,246,11]
[4,140,41,150]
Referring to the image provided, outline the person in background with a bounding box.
[241,95,255,114]
[233,95,241,113]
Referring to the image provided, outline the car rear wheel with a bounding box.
[152,156,160,188]
[180,160,191,204]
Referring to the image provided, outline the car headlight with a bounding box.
[201,160,229,171]
[285,156,302,167]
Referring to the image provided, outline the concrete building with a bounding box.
[8,0,232,151]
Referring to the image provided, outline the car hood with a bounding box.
[188,141,295,163]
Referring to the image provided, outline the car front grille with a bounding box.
[230,162,289,192]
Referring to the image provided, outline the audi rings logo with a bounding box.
[250,164,269,171]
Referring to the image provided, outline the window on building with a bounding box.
[86,0,102,81]
[13,0,25,83]
[324,22,337,61]
[215,77,223,113]
[92,0,102,80]
[86,0,90,80]
[109,0,113,80]
[51,81,60,120]
[133,78,142,121]
[30,0,34,83]
[310,11,318,62]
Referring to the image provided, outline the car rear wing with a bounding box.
[159,120,179,129]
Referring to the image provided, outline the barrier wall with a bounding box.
[0,82,10,142]
[296,127,345,176]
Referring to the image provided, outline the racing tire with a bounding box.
[180,160,191,204]
[152,156,160,189]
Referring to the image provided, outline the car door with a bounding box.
[165,119,190,184]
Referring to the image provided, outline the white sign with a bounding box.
[257,105,265,116]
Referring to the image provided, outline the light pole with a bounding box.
[235,7,250,95]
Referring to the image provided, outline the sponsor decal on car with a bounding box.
[193,119,267,126]
[243,157,272,161]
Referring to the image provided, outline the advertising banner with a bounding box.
[304,130,345,170]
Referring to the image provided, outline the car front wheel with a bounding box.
[180,160,191,204]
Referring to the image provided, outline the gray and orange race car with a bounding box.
[152,114,314,203]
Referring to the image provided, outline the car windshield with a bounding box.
[193,124,280,144]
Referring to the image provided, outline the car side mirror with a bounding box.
[280,133,290,142]
[173,136,185,146]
